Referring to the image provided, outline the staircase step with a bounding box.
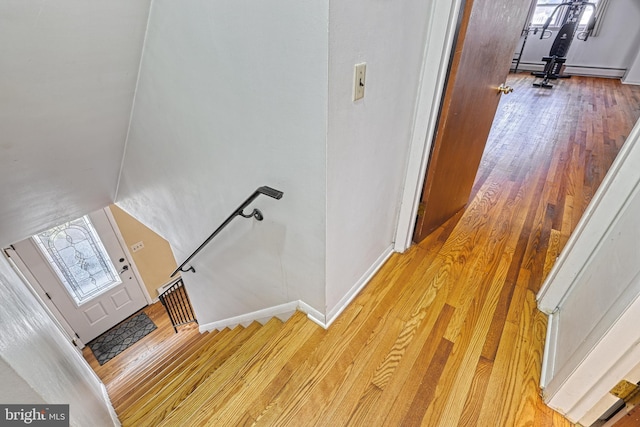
[156,312,317,426]
[197,312,324,425]
[110,327,224,411]
[101,321,207,388]
[119,321,265,427]
[90,303,198,381]
[118,323,254,424]
[147,316,284,427]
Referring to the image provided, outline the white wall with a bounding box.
[518,0,640,77]
[0,257,117,426]
[0,358,45,404]
[325,0,435,317]
[117,0,329,324]
[623,48,640,85]
[0,0,151,247]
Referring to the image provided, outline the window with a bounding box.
[530,0,599,28]
[33,215,121,305]
[531,0,566,27]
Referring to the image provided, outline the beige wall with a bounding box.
[109,205,178,297]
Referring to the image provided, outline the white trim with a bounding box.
[536,118,640,423]
[114,0,155,200]
[325,246,395,328]
[540,310,557,389]
[199,301,299,332]
[103,207,154,305]
[537,119,640,312]
[563,66,625,79]
[394,0,463,252]
[515,62,626,79]
[101,382,121,427]
[578,393,620,427]
[198,300,329,333]
[544,284,640,422]
[198,246,395,332]
[297,300,326,328]
[3,247,86,350]
[622,48,640,85]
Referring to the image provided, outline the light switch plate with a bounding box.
[354,63,366,101]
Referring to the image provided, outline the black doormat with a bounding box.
[88,312,157,365]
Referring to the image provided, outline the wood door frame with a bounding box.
[394,0,465,252]
[394,0,536,251]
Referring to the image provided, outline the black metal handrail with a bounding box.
[158,277,197,332]
[170,186,283,277]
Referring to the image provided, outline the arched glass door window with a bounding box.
[33,215,121,305]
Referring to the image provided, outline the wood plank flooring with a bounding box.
[90,74,640,426]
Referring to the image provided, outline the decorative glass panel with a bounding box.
[33,216,121,305]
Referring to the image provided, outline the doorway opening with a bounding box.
[9,208,150,346]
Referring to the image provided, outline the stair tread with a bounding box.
[103,323,208,387]
[197,312,324,425]
[119,321,265,426]
[151,316,288,427]
[111,326,226,410]
[155,312,316,426]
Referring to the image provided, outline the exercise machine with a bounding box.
[512,26,538,74]
[532,0,597,88]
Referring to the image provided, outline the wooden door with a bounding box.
[413,0,532,242]
[12,209,148,343]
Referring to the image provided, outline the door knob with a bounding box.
[119,265,129,274]
[498,84,514,94]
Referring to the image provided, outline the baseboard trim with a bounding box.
[514,62,626,79]
[540,310,558,390]
[199,301,298,333]
[622,77,640,86]
[324,246,395,329]
[101,382,121,426]
[297,300,327,328]
[197,247,395,332]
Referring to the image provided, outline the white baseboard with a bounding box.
[563,66,625,79]
[198,300,327,332]
[198,246,395,332]
[622,77,640,86]
[540,310,558,390]
[297,300,326,328]
[324,246,395,329]
[514,62,626,79]
[101,382,121,427]
[199,301,298,333]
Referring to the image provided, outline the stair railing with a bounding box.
[158,277,197,332]
[170,186,284,278]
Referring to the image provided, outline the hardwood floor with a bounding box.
[89,74,640,426]
[83,302,203,386]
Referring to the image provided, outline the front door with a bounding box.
[12,208,148,343]
[413,0,532,242]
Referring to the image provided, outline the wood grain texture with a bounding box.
[414,0,532,240]
[92,75,640,426]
